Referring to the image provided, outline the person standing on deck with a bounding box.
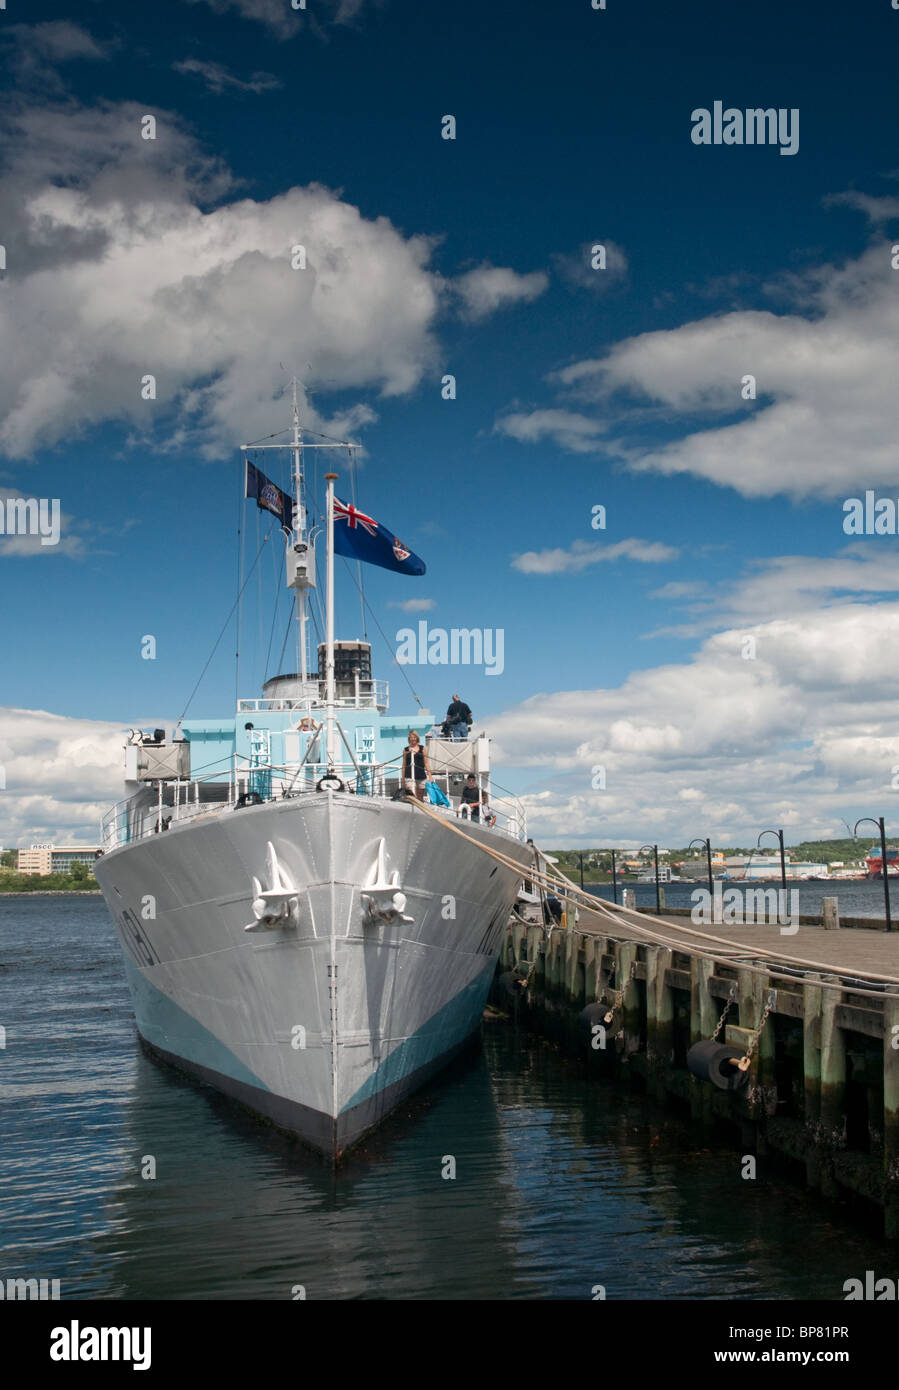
[444,694,472,741]
[402,730,432,802]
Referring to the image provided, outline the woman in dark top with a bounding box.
[402,730,432,801]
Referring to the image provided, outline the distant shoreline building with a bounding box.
[721,854,829,880]
[17,844,100,876]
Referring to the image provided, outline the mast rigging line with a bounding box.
[241,425,358,449]
[275,602,294,677]
[338,556,424,710]
[177,523,277,730]
[234,484,245,708]
[347,446,367,642]
[263,540,287,683]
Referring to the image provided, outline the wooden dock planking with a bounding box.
[570,904,899,979]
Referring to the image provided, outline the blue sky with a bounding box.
[3,0,899,848]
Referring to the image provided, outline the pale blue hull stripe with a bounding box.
[341,966,494,1113]
[122,956,493,1116]
[122,957,271,1093]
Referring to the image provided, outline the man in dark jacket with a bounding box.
[444,694,472,741]
[459,773,480,821]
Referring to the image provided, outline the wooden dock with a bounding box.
[497,898,899,1237]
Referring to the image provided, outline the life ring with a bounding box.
[316,774,345,792]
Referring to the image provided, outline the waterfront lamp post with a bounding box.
[578,851,585,889]
[757,827,787,900]
[689,836,713,902]
[638,843,661,915]
[610,848,618,904]
[854,816,893,933]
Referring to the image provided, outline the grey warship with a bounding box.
[94,393,531,1158]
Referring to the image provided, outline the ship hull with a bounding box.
[94,792,530,1158]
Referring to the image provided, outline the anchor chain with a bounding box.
[601,959,636,1025]
[517,956,538,990]
[737,989,776,1072]
[712,981,738,1042]
[518,917,557,990]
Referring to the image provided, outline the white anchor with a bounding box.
[243,841,301,932]
[361,838,413,927]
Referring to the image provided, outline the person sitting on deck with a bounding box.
[401,730,432,802]
[458,773,480,822]
[443,694,472,741]
[480,789,496,828]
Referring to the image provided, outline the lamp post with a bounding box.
[638,843,661,915]
[578,851,585,890]
[688,836,713,902]
[757,828,787,902]
[854,816,892,933]
[610,848,618,905]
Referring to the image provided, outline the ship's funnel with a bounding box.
[317,641,371,702]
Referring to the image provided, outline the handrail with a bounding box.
[236,681,389,713]
[99,756,527,851]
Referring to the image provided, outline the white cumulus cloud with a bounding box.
[492,579,899,846]
[494,409,607,454]
[452,264,549,321]
[0,99,446,458]
[511,537,679,574]
[185,0,371,38]
[172,58,282,94]
[503,222,899,502]
[0,708,128,846]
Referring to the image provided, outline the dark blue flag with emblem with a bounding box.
[333,497,426,575]
[245,461,293,536]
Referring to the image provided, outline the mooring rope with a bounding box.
[404,797,899,997]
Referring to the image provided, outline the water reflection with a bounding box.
[2,897,895,1302]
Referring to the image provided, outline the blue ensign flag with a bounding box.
[245,461,293,536]
[333,497,426,576]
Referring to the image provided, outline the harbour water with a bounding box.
[586,878,895,921]
[2,894,897,1301]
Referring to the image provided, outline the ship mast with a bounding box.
[324,472,338,766]
[290,378,308,686]
[241,384,357,753]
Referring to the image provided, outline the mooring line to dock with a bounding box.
[405,797,899,997]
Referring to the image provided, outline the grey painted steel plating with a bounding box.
[94,791,532,1157]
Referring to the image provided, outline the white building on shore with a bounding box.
[17,844,99,876]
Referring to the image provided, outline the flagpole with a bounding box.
[324,473,338,768]
[291,379,308,688]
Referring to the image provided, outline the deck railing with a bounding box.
[99,760,526,853]
[236,679,389,714]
